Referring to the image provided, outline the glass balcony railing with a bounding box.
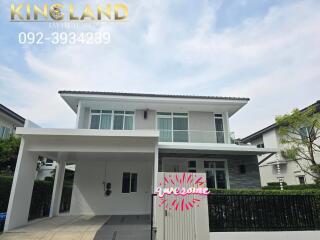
[158,130,235,144]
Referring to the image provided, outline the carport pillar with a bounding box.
[4,138,38,231]
[153,146,159,191]
[50,154,66,217]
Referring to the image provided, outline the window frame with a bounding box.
[156,112,189,142]
[122,172,138,193]
[214,114,225,143]
[203,159,229,189]
[0,125,12,139]
[89,109,135,130]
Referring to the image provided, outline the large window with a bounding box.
[89,110,134,130]
[122,172,138,193]
[0,126,11,139]
[214,114,225,143]
[157,112,188,142]
[204,160,228,189]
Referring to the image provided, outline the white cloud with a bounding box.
[0,0,319,137]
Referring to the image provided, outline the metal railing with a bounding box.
[158,130,235,144]
[208,194,320,231]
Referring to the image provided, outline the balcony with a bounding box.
[159,130,235,144]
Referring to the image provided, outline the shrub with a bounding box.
[267,181,287,186]
[0,176,72,218]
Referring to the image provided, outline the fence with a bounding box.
[208,194,320,232]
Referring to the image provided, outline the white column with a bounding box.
[75,100,83,128]
[49,154,66,217]
[224,112,231,143]
[4,138,38,231]
[153,145,159,191]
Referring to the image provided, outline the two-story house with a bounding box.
[0,104,25,139]
[4,91,276,232]
[242,100,320,186]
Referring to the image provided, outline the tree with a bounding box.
[0,136,21,174]
[276,105,320,184]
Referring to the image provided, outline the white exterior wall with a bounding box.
[70,154,153,215]
[78,105,231,137]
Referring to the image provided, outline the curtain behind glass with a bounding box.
[113,115,124,130]
[90,115,100,129]
[215,118,225,143]
[173,117,188,142]
[100,114,112,129]
[124,116,133,130]
[158,118,172,142]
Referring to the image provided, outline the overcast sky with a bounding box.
[0,0,319,138]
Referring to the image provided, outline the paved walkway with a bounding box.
[0,215,150,240]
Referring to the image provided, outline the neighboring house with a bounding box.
[242,100,320,186]
[0,104,25,139]
[36,158,75,180]
[4,91,276,232]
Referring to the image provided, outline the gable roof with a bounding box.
[58,90,250,101]
[242,100,320,143]
[0,104,25,125]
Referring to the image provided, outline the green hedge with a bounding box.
[0,176,72,218]
[0,176,13,212]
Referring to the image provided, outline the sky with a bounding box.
[0,0,319,138]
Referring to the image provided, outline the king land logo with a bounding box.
[10,3,129,21]
[155,173,210,211]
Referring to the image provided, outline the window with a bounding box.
[298,176,305,185]
[90,110,134,130]
[188,160,197,172]
[204,160,228,189]
[239,165,246,174]
[122,172,138,193]
[157,112,188,142]
[0,126,11,139]
[299,127,315,140]
[257,143,264,148]
[214,114,225,143]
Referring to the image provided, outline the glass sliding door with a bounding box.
[157,112,189,142]
[214,114,225,143]
[173,113,188,142]
[204,160,228,189]
[157,113,172,142]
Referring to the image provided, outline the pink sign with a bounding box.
[155,173,210,211]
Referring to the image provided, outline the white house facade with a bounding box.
[4,91,277,237]
[242,100,320,186]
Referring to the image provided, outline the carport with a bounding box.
[4,128,159,233]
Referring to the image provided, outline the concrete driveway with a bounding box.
[0,215,150,240]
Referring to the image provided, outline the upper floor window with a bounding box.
[299,127,315,140]
[90,110,134,130]
[0,126,11,139]
[214,114,225,143]
[157,112,188,142]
